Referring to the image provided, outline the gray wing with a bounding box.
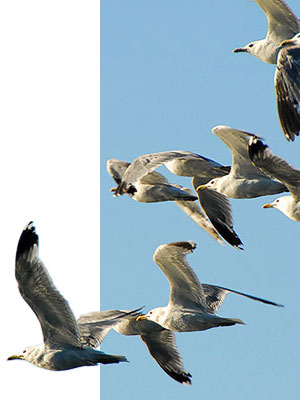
[194,179,243,250]
[249,137,300,200]
[165,151,230,178]
[110,316,192,385]
[153,241,207,310]
[141,330,192,385]
[175,197,224,245]
[255,0,299,44]
[15,222,82,349]
[114,151,197,195]
[212,125,265,179]
[107,158,171,186]
[139,171,170,185]
[77,309,143,348]
[275,46,300,141]
[202,283,284,314]
[133,183,197,203]
[107,159,130,184]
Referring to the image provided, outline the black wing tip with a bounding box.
[210,220,243,250]
[16,221,38,260]
[169,241,197,252]
[248,137,268,163]
[167,370,192,385]
[277,94,300,142]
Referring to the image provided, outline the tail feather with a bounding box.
[219,317,245,327]
[95,351,128,365]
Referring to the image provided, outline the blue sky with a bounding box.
[101,1,300,398]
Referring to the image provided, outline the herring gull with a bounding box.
[233,0,299,64]
[194,126,287,248]
[7,222,130,370]
[107,158,224,244]
[78,310,192,385]
[249,137,300,221]
[113,150,199,196]
[198,126,287,198]
[136,241,282,332]
[107,158,197,203]
[233,1,300,141]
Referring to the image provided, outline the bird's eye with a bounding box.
[249,43,254,48]
[210,180,214,184]
[23,350,26,354]
[276,199,279,203]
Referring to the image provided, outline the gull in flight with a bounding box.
[107,158,224,244]
[108,158,197,203]
[8,222,131,370]
[78,282,282,385]
[78,309,192,385]
[233,1,300,140]
[194,126,287,248]
[112,151,197,196]
[233,0,299,64]
[249,137,300,221]
[137,241,283,332]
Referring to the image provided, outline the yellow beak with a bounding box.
[281,39,293,47]
[262,203,274,209]
[136,315,147,321]
[195,184,207,192]
[7,354,23,360]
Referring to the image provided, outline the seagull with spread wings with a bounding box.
[78,310,192,385]
[8,222,132,370]
[137,241,283,332]
[233,0,300,140]
[107,158,224,244]
[194,126,287,249]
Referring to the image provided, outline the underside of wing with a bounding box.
[141,330,192,385]
[212,126,264,178]
[115,151,194,195]
[195,186,243,249]
[275,46,300,141]
[256,0,300,43]
[249,137,300,199]
[153,241,208,310]
[15,223,82,349]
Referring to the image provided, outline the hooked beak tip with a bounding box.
[262,203,273,209]
[233,47,247,53]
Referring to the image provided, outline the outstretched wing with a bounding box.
[15,222,82,349]
[202,283,284,314]
[153,241,207,310]
[194,179,243,250]
[212,125,264,179]
[249,137,300,200]
[275,45,300,141]
[141,329,192,385]
[77,308,143,348]
[114,151,198,195]
[255,0,299,44]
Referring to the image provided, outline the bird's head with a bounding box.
[7,346,41,364]
[233,40,273,63]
